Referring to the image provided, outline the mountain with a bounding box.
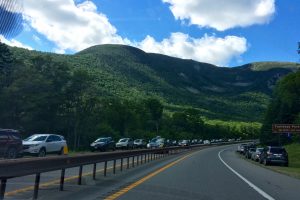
[9,44,300,122]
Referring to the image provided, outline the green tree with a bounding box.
[145,98,163,135]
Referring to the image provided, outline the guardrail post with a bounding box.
[137,155,139,166]
[104,161,107,176]
[0,179,7,200]
[59,169,65,191]
[33,173,40,200]
[113,160,116,174]
[148,153,150,162]
[78,166,83,185]
[93,163,97,180]
[120,158,123,171]
[132,156,135,167]
[127,157,130,169]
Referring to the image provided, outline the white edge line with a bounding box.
[218,149,275,200]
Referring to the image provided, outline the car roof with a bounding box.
[0,129,19,133]
[31,134,62,137]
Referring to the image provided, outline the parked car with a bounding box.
[23,134,67,157]
[245,147,256,159]
[259,146,289,166]
[0,129,23,159]
[147,137,165,148]
[178,140,190,146]
[203,140,210,145]
[116,138,134,149]
[90,137,115,152]
[134,139,147,148]
[237,144,246,153]
[251,148,264,162]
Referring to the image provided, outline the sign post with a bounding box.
[272,124,300,133]
[272,124,300,145]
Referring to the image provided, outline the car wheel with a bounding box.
[58,147,64,155]
[38,148,46,157]
[5,147,17,159]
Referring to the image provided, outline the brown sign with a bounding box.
[272,124,300,133]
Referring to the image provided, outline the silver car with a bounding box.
[251,147,264,162]
[23,134,67,157]
[116,138,134,149]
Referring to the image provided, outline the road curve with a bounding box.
[6,145,300,200]
[109,145,300,200]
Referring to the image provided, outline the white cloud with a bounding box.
[23,0,128,52]
[163,0,275,31]
[0,35,33,50]
[21,0,248,66]
[137,33,247,66]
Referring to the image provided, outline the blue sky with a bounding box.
[2,0,300,67]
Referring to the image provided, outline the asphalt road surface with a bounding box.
[4,145,300,200]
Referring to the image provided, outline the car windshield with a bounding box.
[134,139,141,142]
[24,135,47,142]
[95,138,107,143]
[119,139,128,142]
[150,138,157,143]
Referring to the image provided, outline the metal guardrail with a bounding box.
[0,141,251,200]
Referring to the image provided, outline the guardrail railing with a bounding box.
[0,141,251,200]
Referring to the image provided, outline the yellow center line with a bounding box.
[6,157,150,197]
[104,151,197,200]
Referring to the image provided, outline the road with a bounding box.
[4,145,300,200]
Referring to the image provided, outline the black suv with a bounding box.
[259,146,288,166]
[0,129,23,159]
[90,137,116,152]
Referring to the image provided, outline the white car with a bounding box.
[203,140,211,145]
[23,134,67,157]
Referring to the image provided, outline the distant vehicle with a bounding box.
[171,140,178,146]
[147,137,165,148]
[178,140,190,146]
[243,143,256,155]
[251,148,264,162]
[198,139,203,144]
[134,139,147,148]
[259,146,288,166]
[245,147,256,159]
[90,137,115,152]
[237,144,248,154]
[23,134,67,157]
[116,138,134,149]
[191,139,198,145]
[0,129,23,159]
[203,140,210,145]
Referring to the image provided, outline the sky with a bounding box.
[1,0,300,67]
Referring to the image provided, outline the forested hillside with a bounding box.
[1,43,299,149]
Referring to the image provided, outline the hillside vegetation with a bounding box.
[1,43,299,149]
[10,44,300,122]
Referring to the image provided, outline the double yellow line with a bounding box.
[104,151,196,200]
